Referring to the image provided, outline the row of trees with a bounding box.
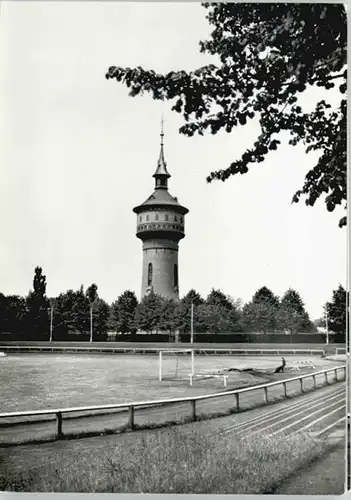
[0,268,109,341]
[111,286,315,336]
[0,267,347,341]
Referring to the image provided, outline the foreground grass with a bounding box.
[0,426,328,494]
[273,440,345,495]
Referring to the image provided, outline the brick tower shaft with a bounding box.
[142,239,179,300]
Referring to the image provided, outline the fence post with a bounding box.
[263,386,268,403]
[56,412,63,439]
[334,369,338,381]
[235,393,240,411]
[344,367,347,379]
[129,405,134,429]
[191,400,196,421]
[325,371,328,384]
[283,382,287,398]
[313,374,316,388]
[299,378,304,393]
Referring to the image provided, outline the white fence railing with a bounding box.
[0,345,326,356]
[0,365,345,441]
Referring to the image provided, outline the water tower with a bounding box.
[133,123,189,300]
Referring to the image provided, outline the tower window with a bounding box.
[180,217,183,224]
[139,216,142,222]
[155,213,159,221]
[156,178,167,188]
[165,214,169,221]
[148,263,153,286]
[146,215,149,222]
[174,215,178,222]
[174,264,178,288]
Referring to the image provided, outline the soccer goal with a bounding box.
[158,349,195,381]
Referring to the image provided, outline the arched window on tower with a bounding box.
[174,264,178,288]
[148,263,153,286]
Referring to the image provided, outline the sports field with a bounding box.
[0,352,343,414]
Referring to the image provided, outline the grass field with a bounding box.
[0,352,346,493]
[0,352,342,414]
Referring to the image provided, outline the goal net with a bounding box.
[158,350,195,381]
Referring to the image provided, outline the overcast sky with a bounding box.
[0,2,346,319]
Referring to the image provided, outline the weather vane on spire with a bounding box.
[160,113,165,145]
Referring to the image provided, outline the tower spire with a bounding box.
[161,113,164,145]
[153,116,170,189]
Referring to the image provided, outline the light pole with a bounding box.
[190,302,194,375]
[48,305,53,342]
[325,303,329,345]
[89,305,93,343]
[190,302,194,344]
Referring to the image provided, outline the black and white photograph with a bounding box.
[0,1,348,495]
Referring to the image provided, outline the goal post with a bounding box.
[158,349,195,381]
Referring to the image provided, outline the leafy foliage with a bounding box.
[0,272,339,338]
[92,298,111,337]
[242,301,278,333]
[206,288,235,310]
[0,295,27,336]
[159,298,178,334]
[175,289,205,333]
[106,3,347,227]
[277,288,313,334]
[314,317,325,328]
[86,284,98,305]
[196,304,224,333]
[54,288,90,336]
[252,286,280,308]
[183,289,205,306]
[326,284,348,338]
[136,291,164,332]
[111,290,138,334]
[53,286,110,339]
[280,288,305,314]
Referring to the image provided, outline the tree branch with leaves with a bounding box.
[106,3,346,227]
